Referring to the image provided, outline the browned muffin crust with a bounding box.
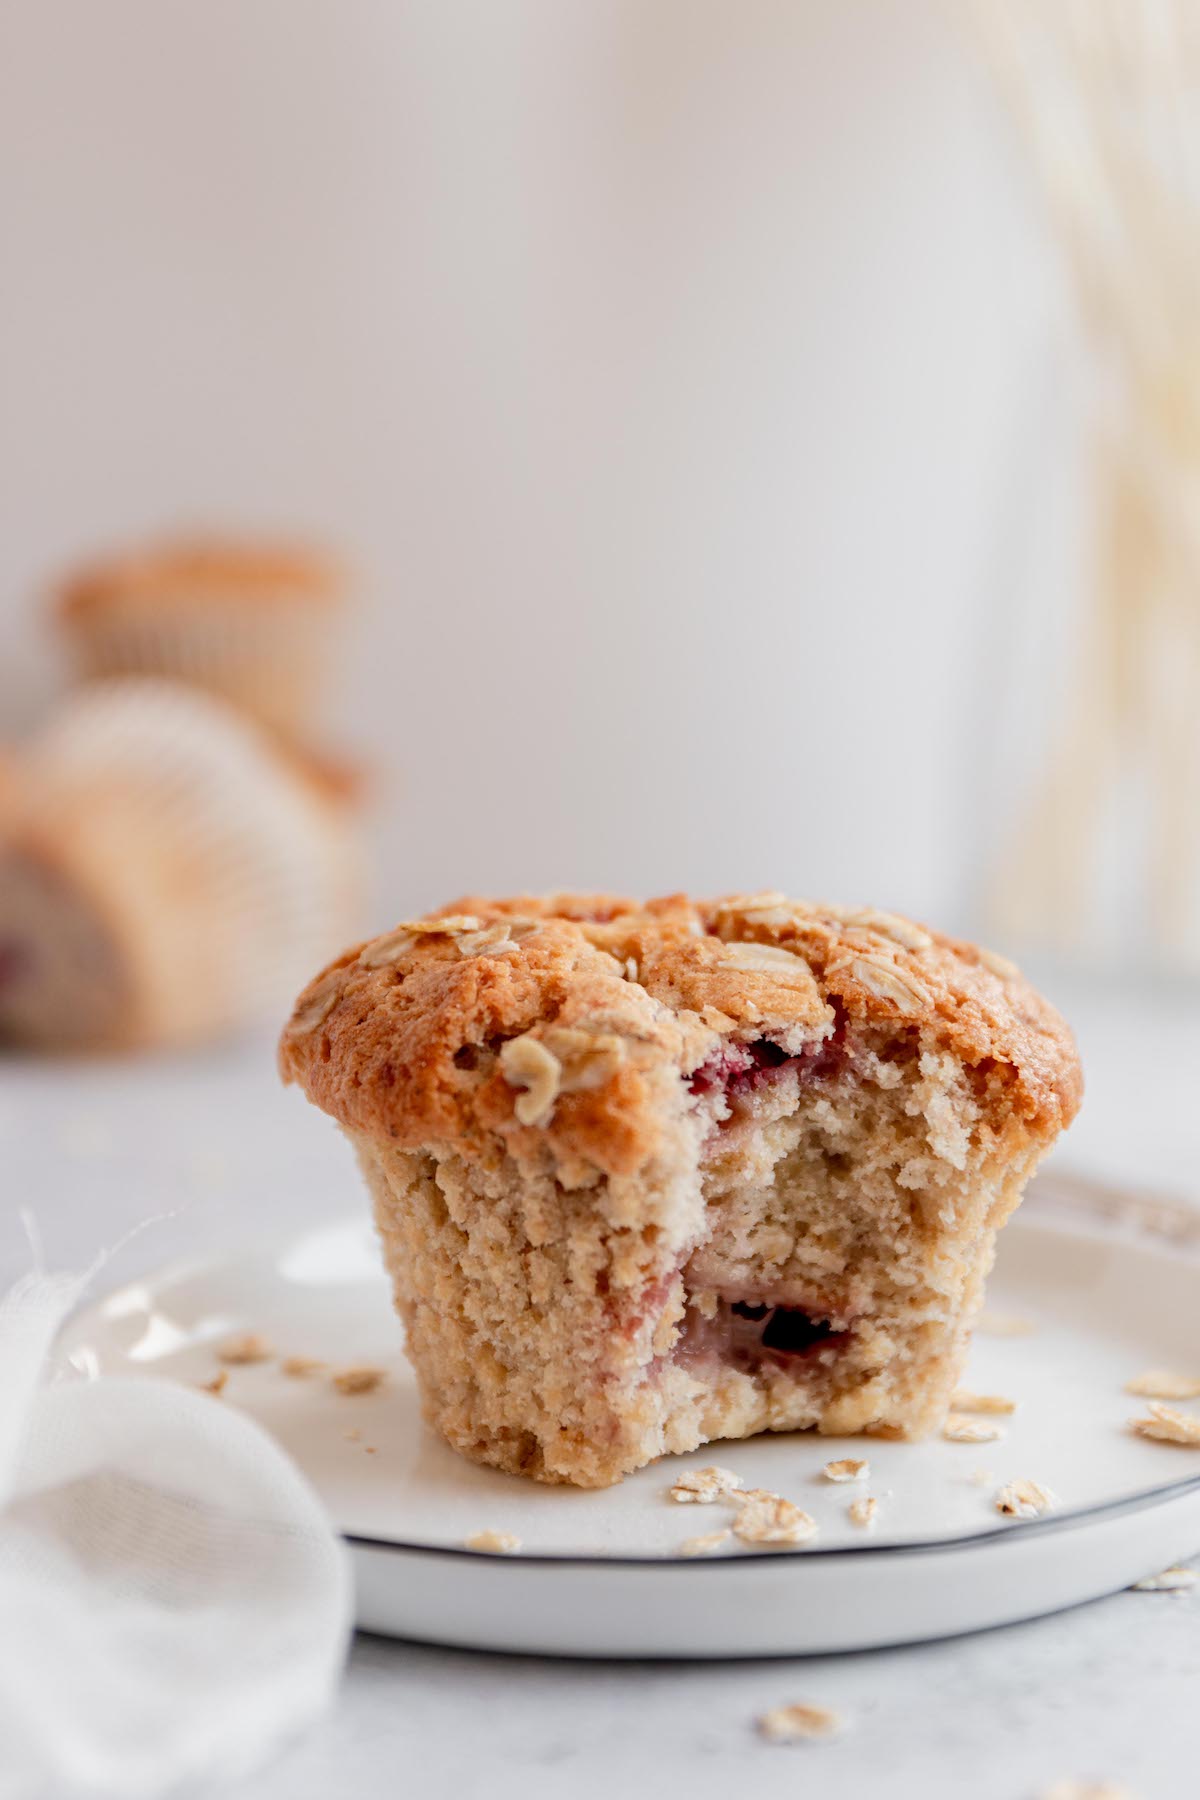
[280,891,1081,1174]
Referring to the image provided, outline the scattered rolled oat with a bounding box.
[1125,1369,1200,1400]
[996,1478,1058,1518]
[951,1390,1016,1415]
[757,1702,842,1744]
[822,1458,869,1483]
[968,1466,996,1488]
[677,1529,732,1558]
[1129,1565,1197,1592]
[975,1310,1035,1337]
[734,1493,818,1548]
[332,1365,387,1396]
[669,1465,744,1505]
[1130,1400,1200,1446]
[847,1496,878,1528]
[281,1355,326,1378]
[217,1332,273,1366]
[343,1427,362,1443]
[198,1370,228,1397]
[943,1414,1005,1444]
[465,1530,521,1554]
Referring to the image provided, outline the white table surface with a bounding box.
[3,969,1197,1800]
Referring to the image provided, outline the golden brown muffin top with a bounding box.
[56,537,343,619]
[279,892,1082,1180]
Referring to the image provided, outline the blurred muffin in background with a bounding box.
[0,680,362,1051]
[0,750,18,818]
[53,536,344,737]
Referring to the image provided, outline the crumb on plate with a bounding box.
[1130,1401,1200,1446]
[217,1331,273,1365]
[465,1529,521,1554]
[943,1414,1005,1444]
[757,1702,842,1744]
[951,1390,1016,1414]
[734,1493,818,1548]
[669,1465,743,1504]
[822,1458,869,1483]
[995,1477,1058,1518]
[332,1365,387,1396]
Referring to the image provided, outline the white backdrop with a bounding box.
[0,0,1072,932]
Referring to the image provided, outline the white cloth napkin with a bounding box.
[0,1255,353,1799]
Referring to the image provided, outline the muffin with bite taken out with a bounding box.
[280,891,1081,1487]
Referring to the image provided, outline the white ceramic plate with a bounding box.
[59,1174,1200,1657]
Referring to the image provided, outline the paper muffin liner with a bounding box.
[0,823,137,1048]
[60,596,338,739]
[3,679,363,1046]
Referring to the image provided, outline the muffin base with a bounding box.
[353,1024,1044,1487]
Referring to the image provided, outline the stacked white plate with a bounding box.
[61,1174,1200,1656]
